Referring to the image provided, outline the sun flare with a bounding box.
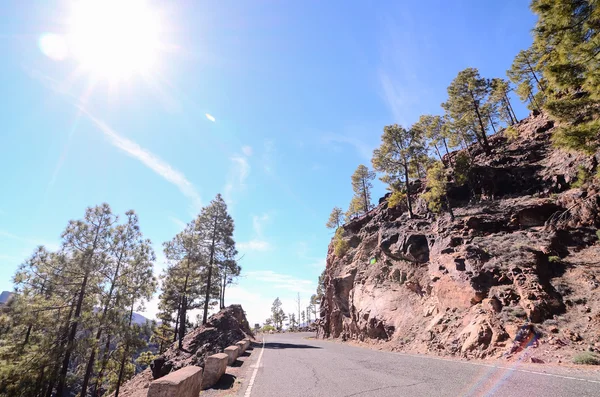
[68,0,163,81]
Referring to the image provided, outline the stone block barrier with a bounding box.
[236,341,246,353]
[224,345,240,365]
[201,353,228,389]
[148,366,202,397]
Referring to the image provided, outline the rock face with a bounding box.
[318,114,600,361]
[117,305,252,396]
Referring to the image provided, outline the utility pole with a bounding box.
[296,293,301,329]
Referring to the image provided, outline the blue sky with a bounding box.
[0,0,536,325]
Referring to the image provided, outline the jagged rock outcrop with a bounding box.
[319,114,600,362]
[115,305,252,397]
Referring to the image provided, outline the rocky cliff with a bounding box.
[319,114,600,363]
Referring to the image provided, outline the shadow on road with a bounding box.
[263,342,321,350]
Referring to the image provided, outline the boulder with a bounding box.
[148,366,202,397]
[201,353,228,389]
[224,345,240,365]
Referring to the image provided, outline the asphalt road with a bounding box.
[245,332,600,397]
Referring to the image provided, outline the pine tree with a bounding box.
[530,0,600,152]
[326,207,344,229]
[488,78,519,125]
[218,255,240,310]
[443,68,492,154]
[507,48,547,108]
[413,115,452,165]
[372,124,425,218]
[56,204,116,397]
[195,194,237,325]
[163,218,206,350]
[349,165,375,215]
[80,210,154,397]
[345,196,363,222]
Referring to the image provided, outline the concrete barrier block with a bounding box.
[243,339,250,350]
[236,341,246,353]
[201,353,228,389]
[224,345,240,365]
[148,366,203,397]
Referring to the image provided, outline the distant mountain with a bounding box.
[131,311,153,325]
[0,291,13,305]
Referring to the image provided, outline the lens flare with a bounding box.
[39,33,69,61]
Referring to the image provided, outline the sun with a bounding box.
[67,0,163,82]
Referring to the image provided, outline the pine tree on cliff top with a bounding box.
[413,114,452,166]
[195,194,237,325]
[443,67,492,154]
[372,124,425,218]
[162,219,207,350]
[488,78,519,126]
[350,164,375,216]
[326,206,344,229]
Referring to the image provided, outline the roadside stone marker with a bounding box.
[148,366,202,397]
[201,353,229,389]
[224,345,240,365]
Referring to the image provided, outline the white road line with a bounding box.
[244,336,266,397]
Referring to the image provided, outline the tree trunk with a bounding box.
[56,271,89,397]
[442,138,452,165]
[528,92,541,111]
[488,115,497,134]
[527,61,545,92]
[361,178,369,213]
[505,94,518,124]
[202,212,219,325]
[403,162,414,218]
[173,298,182,343]
[114,303,135,397]
[93,334,112,397]
[178,296,187,350]
[469,90,491,153]
[81,248,125,397]
[433,143,445,165]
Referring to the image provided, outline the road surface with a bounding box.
[243,332,600,397]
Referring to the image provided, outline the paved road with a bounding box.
[246,332,600,397]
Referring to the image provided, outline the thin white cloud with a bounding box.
[223,155,250,205]
[80,108,203,214]
[252,213,269,237]
[246,270,315,295]
[238,213,272,252]
[242,146,253,156]
[321,134,373,161]
[0,230,60,251]
[205,113,216,122]
[168,216,187,230]
[237,239,271,252]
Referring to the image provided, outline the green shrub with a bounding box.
[387,190,406,209]
[596,230,600,242]
[571,166,590,189]
[548,256,561,264]
[572,351,600,365]
[261,324,276,332]
[504,125,519,141]
[333,227,349,257]
[454,152,471,186]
